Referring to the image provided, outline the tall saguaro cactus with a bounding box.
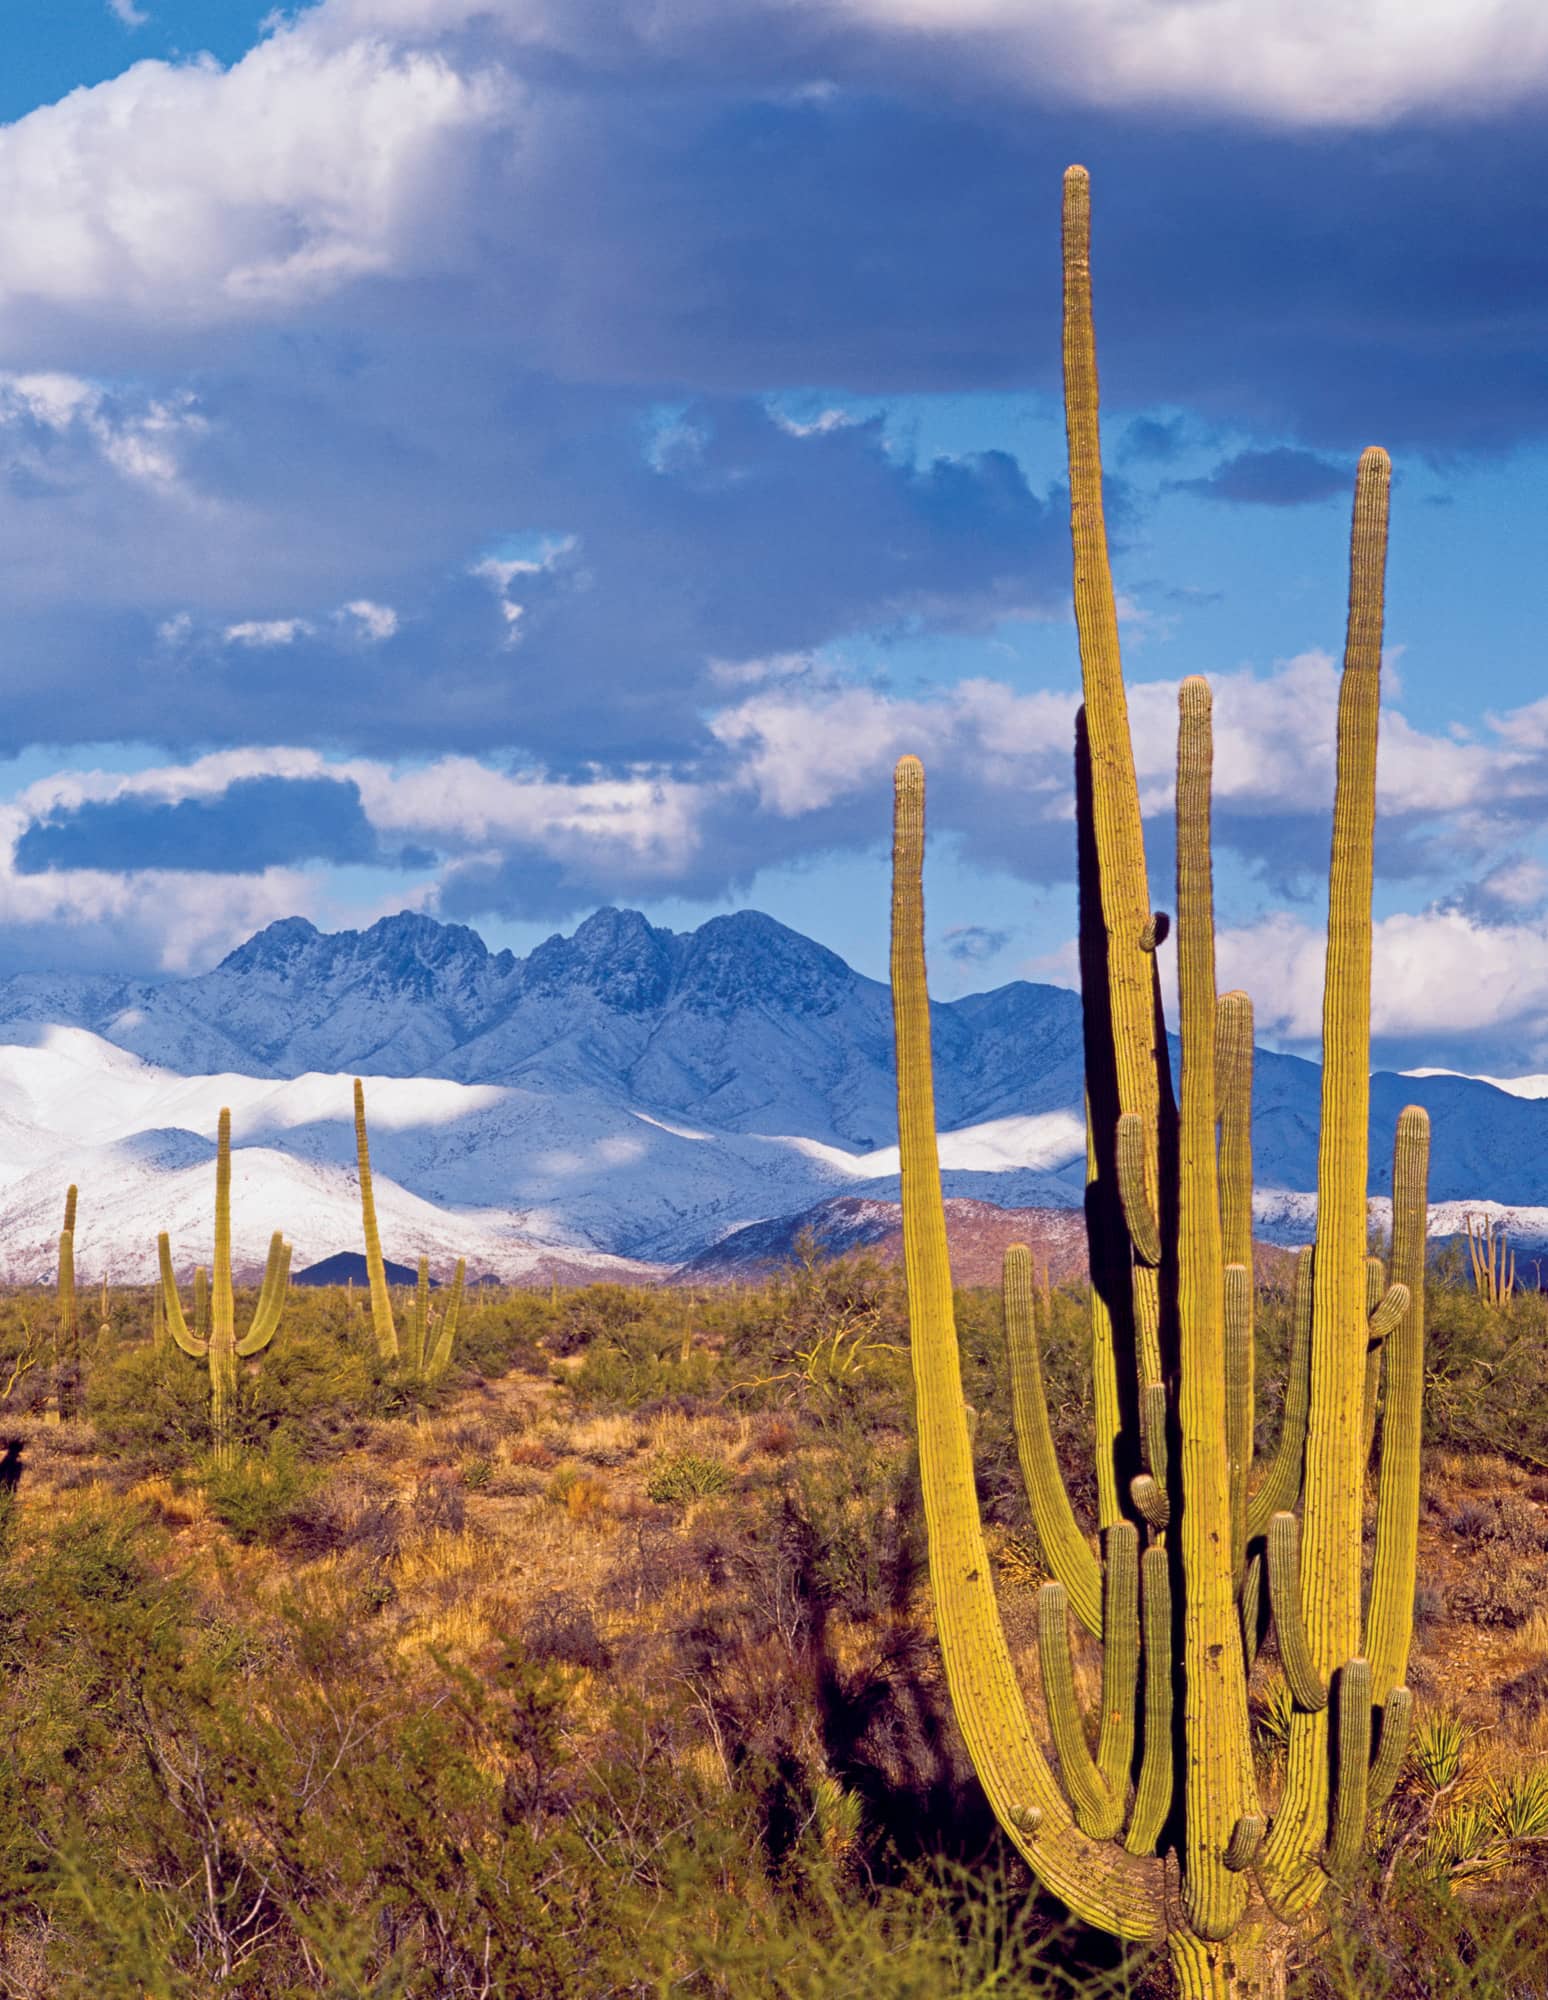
[354,1078,399,1361]
[158,1109,292,1465]
[889,168,1431,1999]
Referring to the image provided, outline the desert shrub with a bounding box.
[411,1472,467,1535]
[1306,1864,1548,1999]
[85,1345,214,1466]
[794,1443,923,1624]
[200,1441,318,1547]
[522,1594,612,1671]
[1425,1281,1548,1470]
[87,1323,388,1470]
[646,1451,730,1506]
[548,1283,654,1360]
[243,1325,393,1450]
[571,1321,718,1408]
[283,1468,402,1562]
[1446,1546,1548,1629]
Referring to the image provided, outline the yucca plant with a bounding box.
[888,167,1431,1998]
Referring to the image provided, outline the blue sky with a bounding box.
[3,1,1548,1070]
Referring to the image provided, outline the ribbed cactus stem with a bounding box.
[1239,1552,1266,1670]
[1084,1099,1123,1529]
[208,1109,237,1460]
[1326,1660,1373,1875]
[426,1259,466,1381]
[1095,1523,1139,1801]
[1267,1512,1327,1713]
[1267,449,1391,1904]
[1225,1264,1252,1579]
[1038,1581,1122,1838]
[1116,1113,1161,1266]
[194,1265,208,1339]
[1218,992,1254,1570]
[1131,1472,1170,1530]
[1224,1817,1264,1873]
[1366,1685,1412,1809]
[57,1227,76,1352]
[1174,675,1254,1942]
[1247,1248,1313,1540]
[355,1078,399,1362]
[1063,164,1164,1404]
[1301,447,1391,1664]
[1141,1379,1169,1486]
[1367,1283,1409,1343]
[411,1256,430,1373]
[889,755,1162,1939]
[1003,1243,1103,1635]
[1126,1545,1174,1855]
[1363,1279,1410,1467]
[239,1232,291,1357]
[1365,1109,1429,1703]
[1215,994,1254,1274]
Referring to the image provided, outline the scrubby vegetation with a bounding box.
[0,1253,1532,1994]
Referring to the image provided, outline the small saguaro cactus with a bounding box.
[405,1254,467,1380]
[1463,1209,1515,1307]
[354,1078,399,1361]
[53,1182,78,1422]
[158,1108,292,1465]
[888,168,1431,1999]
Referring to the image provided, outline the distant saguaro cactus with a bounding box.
[887,168,1430,1999]
[404,1253,467,1380]
[53,1182,78,1422]
[158,1109,291,1465]
[354,1078,399,1361]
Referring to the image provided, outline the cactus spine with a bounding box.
[158,1109,291,1465]
[889,169,1430,1998]
[354,1078,399,1361]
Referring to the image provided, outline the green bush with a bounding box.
[200,1441,318,1546]
[646,1451,731,1505]
[85,1343,214,1467]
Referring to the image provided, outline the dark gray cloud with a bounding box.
[14,776,397,874]
[1169,447,1352,507]
[0,393,1070,765]
[943,923,1013,963]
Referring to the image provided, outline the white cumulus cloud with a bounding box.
[223,619,314,648]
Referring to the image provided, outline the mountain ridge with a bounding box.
[0,906,1544,1277]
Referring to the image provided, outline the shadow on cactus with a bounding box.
[888,167,1430,1999]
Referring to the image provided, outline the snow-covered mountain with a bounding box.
[0,906,1546,1282]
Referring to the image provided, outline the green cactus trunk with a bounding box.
[887,169,1427,2000]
